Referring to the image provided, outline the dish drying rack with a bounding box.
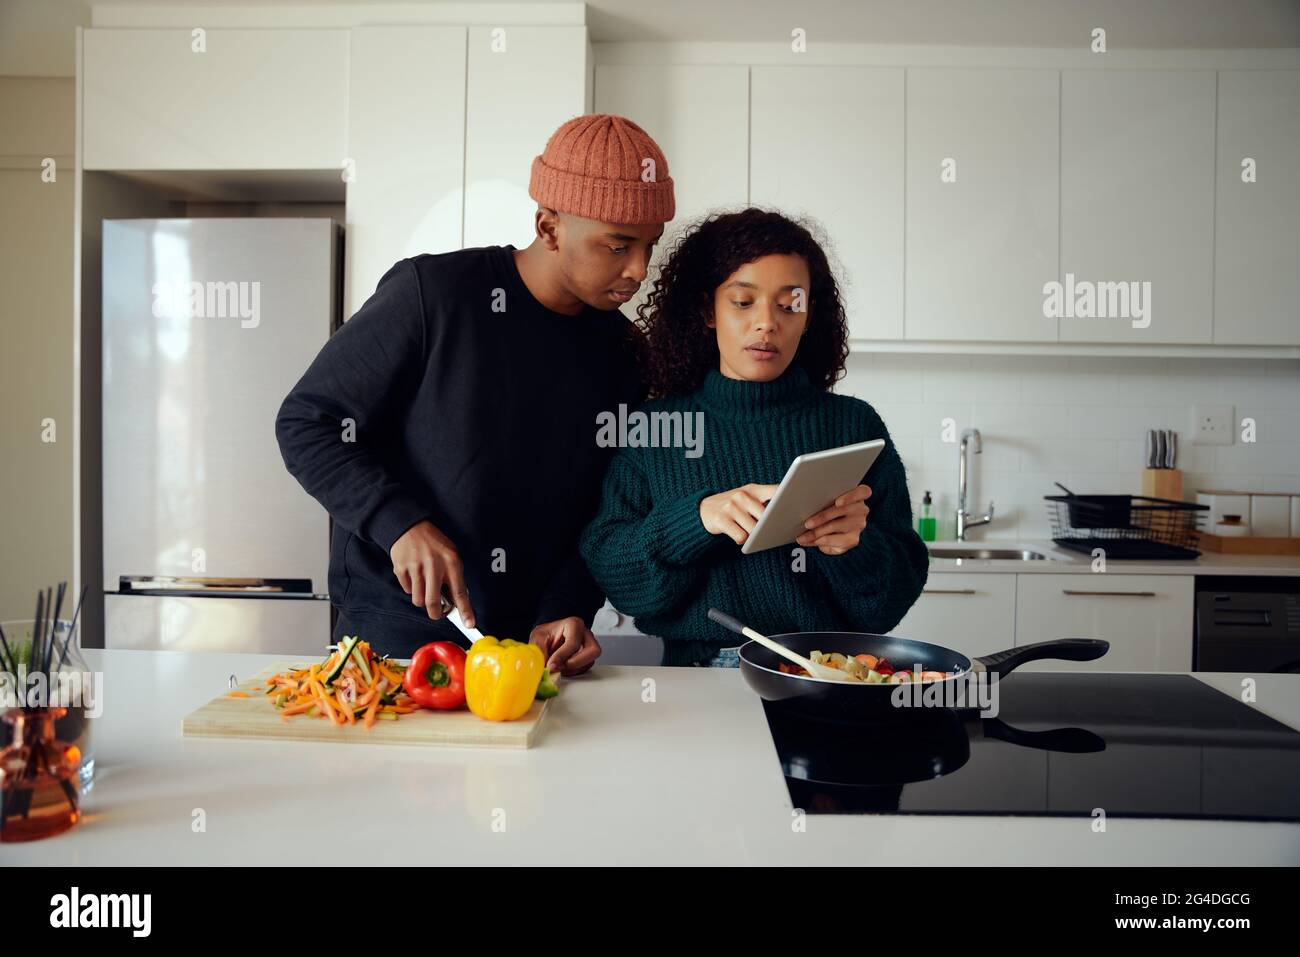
[1044,493,1208,560]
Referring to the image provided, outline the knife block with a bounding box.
[1141,468,1183,501]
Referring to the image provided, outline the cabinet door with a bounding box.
[463,26,589,250]
[595,64,748,234]
[1059,70,1216,344]
[1015,574,1194,672]
[594,63,749,321]
[345,27,466,316]
[751,66,904,340]
[905,68,1060,342]
[1214,70,1300,345]
[888,573,1017,660]
[83,29,348,170]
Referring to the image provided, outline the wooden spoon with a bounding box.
[707,608,852,681]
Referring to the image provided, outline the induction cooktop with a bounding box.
[762,673,1300,821]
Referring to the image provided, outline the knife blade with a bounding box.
[447,605,484,644]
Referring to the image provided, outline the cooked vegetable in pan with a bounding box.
[776,651,952,684]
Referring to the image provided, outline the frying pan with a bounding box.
[708,608,1109,719]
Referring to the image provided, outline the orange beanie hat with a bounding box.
[528,114,675,225]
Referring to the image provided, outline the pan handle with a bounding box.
[974,638,1109,678]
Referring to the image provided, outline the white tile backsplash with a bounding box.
[838,353,1300,541]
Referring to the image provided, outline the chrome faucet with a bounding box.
[957,428,995,541]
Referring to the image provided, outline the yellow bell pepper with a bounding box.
[464,637,544,721]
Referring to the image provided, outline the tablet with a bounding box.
[740,439,886,555]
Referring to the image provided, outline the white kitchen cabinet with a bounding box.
[905,68,1060,342]
[463,26,590,251]
[345,27,466,316]
[1213,70,1300,346]
[595,64,748,236]
[83,29,348,170]
[594,63,749,320]
[751,66,905,340]
[1059,70,1217,344]
[889,573,1017,660]
[1014,574,1194,672]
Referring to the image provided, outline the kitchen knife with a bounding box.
[1154,430,1167,470]
[447,605,484,644]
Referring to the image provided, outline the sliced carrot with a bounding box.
[227,691,250,698]
[312,681,342,725]
[354,689,377,710]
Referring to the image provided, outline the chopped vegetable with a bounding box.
[777,652,954,684]
[260,637,419,729]
[535,668,560,700]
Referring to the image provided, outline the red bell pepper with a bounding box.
[403,641,467,710]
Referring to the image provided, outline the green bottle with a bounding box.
[918,491,936,542]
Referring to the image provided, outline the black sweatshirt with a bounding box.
[275,245,643,651]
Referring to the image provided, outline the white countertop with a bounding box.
[5,649,1299,865]
[926,539,1300,576]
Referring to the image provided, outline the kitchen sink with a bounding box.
[928,546,1054,561]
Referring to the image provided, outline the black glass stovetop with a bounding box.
[762,673,1300,821]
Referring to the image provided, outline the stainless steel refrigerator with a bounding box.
[102,218,341,655]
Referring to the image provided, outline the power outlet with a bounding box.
[1191,404,1233,446]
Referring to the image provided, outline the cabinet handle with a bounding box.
[923,588,977,595]
[1062,589,1156,597]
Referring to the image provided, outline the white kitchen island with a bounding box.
[4,649,1298,866]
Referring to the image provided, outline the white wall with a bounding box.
[838,354,1300,541]
[0,77,76,622]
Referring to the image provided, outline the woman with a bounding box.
[580,208,929,667]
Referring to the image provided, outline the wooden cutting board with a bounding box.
[182,663,548,749]
[1197,532,1300,555]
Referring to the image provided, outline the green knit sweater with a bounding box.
[579,363,930,666]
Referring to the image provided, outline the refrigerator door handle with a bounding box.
[116,575,325,599]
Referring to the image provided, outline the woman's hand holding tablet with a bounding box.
[699,483,780,546]
[796,483,873,555]
[697,439,887,556]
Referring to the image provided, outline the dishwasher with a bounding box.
[1195,575,1300,673]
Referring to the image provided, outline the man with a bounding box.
[275,114,672,674]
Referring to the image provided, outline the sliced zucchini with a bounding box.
[325,635,360,686]
[350,642,373,685]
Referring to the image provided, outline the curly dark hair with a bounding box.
[633,207,850,399]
